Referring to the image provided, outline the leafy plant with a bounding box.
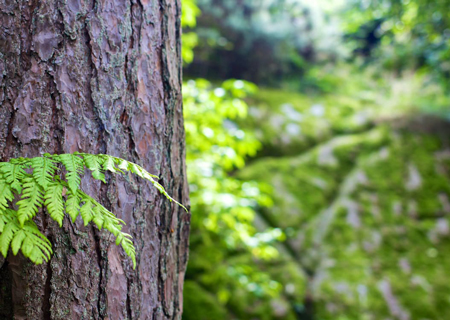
[0,153,186,268]
[183,79,286,319]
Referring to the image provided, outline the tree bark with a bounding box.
[0,0,190,319]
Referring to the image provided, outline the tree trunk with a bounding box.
[0,0,189,319]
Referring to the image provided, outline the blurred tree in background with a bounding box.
[184,0,346,85]
[344,0,450,79]
[182,0,450,319]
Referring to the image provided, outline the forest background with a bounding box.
[181,0,450,319]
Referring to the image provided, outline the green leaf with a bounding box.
[121,236,136,269]
[57,154,84,194]
[0,162,27,193]
[11,230,26,255]
[81,154,106,183]
[1,219,53,265]
[44,182,65,227]
[65,190,80,222]
[0,178,14,211]
[104,155,187,212]
[31,156,57,191]
[80,196,95,226]
[16,177,44,226]
[0,215,18,257]
[101,155,121,173]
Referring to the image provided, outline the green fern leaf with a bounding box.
[0,162,27,193]
[120,236,136,268]
[22,223,52,258]
[91,205,105,230]
[102,216,136,268]
[78,191,136,267]
[16,177,44,226]
[101,155,121,173]
[0,178,14,211]
[57,154,84,194]
[31,156,57,191]
[0,209,14,233]
[80,196,95,226]
[10,221,52,265]
[44,182,65,227]
[100,155,187,211]
[0,153,185,269]
[110,156,159,179]
[65,190,80,222]
[81,154,106,183]
[11,230,26,255]
[0,216,6,233]
[0,217,18,257]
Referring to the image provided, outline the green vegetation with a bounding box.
[0,153,184,268]
[182,0,450,319]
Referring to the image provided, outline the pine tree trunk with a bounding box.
[0,0,189,319]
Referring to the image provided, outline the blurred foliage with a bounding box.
[343,0,450,83]
[181,0,200,64]
[181,0,450,319]
[183,79,291,319]
[184,0,347,84]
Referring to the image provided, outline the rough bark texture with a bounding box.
[0,0,190,319]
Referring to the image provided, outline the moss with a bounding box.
[235,85,450,319]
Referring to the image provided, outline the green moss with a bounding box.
[236,86,450,319]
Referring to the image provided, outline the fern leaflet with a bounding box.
[31,156,57,191]
[0,162,27,193]
[82,153,106,183]
[97,154,187,211]
[44,182,65,227]
[16,177,44,226]
[79,195,95,226]
[0,178,14,211]
[65,190,80,222]
[57,154,84,194]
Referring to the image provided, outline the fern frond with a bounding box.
[44,182,65,227]
[57,154,84,194]
[91,205,105,230]
[77,188,136,267]
[90,200,124,230]
[101,155,122,174]
[0,153,186,269]
[22,223,52,258]
[16,177,44,226]
[0,162,27,193]
[0,216,18,257]
[120,236,136,268]
[98,155,187,212]
[11,229,26,255]
[0,178,14,211]
[0,209,15,233]
[81,153,106,183]
[116,157,187,211]
[79,195,95,226]
[108,155,159,179]
[31,156,57,191]
[6,219,53,264]
[65,190,80,222]
[103,217,136,268]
